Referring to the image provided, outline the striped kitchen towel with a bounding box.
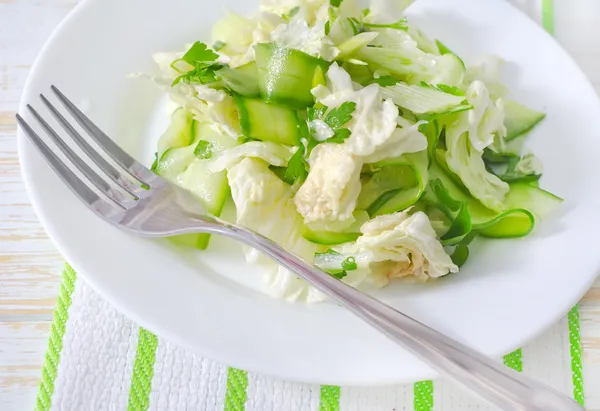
[34,1,587,410]
[36,265,585,411]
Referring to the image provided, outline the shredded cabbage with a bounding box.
[206,141,296,172]
[168,83,242,138]
[294,143,363,230]
[515,150,543,176]
[381,82,466,114]
[316,210,458,281]
[445,81,509,211]
[228,158,325,302]
[271,15,339,60]
[313,63,399,157]
[466,55,508,98]
[363,118,428,163]
[366,0,413,24]
[212,12,281,67]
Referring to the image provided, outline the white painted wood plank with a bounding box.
[0,321,50,411]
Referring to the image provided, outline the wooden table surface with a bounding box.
[1,1,600,410]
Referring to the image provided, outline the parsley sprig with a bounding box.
[307,101,356,145]
[281,102,357,186]
[171,42,224,86]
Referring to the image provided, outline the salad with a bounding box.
[141,0,562,303]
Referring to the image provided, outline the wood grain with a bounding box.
[1,1,599,410]
[0,1,73,410]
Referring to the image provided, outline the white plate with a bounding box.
[18,0,600,385]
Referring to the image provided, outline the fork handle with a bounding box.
[218,224,583,411]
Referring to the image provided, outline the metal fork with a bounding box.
[17,86,583,411]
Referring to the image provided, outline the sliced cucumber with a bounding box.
[344,63,374,86]
[234,96,301,146]
[302,211,369,245]
[429,162,562,238]
[153,146,212,249]
[420,120,440,161]
[216,62,260,98]
[186,121,238,216]
[154,145,196,181]
[255,43,330,108]
[170,233,211,250]
[336,32,379,60]
[193,121,238,153]
[157,108,194,157]
[360,151,429,216]
[426,53,466,87]
[177,160,230,216]
[435,40,467,69]
[359,165,417,210]
[504,100,546,141]
[154,120,239,249]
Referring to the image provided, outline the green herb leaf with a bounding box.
[171,42,224,86]
[364,18,408,31]
[436,84,465,96]
[181,41,219,65]
[441,203,471,245]
[238,136,261,144]
[341,256,357,271]
[324,101,356,129]
[283,6,300,21]
[417,104,473,123]
[482,149,520,164]
[331,271,348,279]
[324,20,331,35]
[172,61,224,86]
[419,81,465,97]
[194,140,214,159]
[325,128,352,144]
[369,76,401,86]
[435,40,454,55]
[213,41,226,51]
[283,145,309,185]
[429,179,473,246]
[451,243,469,267]
[150,152,159,172]
[450,231,477,267]
[431,178,461,212]
[307,105,328,122]
[330,0,343,7]
[269,165,289,183]
[347,17,364,35]
[314,249,352,279]
[315,249,340,258]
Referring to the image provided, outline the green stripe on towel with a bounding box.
[35,265,77,411]
[569,306,585,406]
[414,380,434,411]
[542,0,555,35]
[224,368,248,411]
[128,329,158,411]
[319,385,341,411]
[503,348,523,372]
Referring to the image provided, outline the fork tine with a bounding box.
[50,85,156,186]
[16,113,119,212]
[39,94,141,200]
[25,105,128,210]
